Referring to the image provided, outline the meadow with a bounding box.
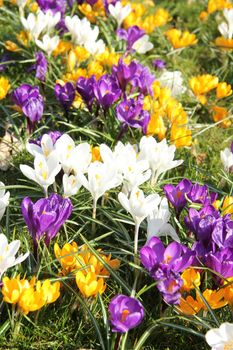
[0,0,233,349]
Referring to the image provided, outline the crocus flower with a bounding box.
[205,322,233,350]
[116,95,150,134]
[36,0,67,14]
[76,75,96,109]
[187,183,217,205]
[0,233,29,279]
[20,153,61,194]
[77,160,122,211]
[0,182,10,221]
[93,74,121,109]
[163,179,192,215]
[184,205,220,247]
[36,34,60,56]
[153,59,166,70]
[147,196,180,242]
[138,136,183,185]
[112,58,138,91]
[212,216,233,249]
[221,146,233,172]
[12,84,44,132]
[63,174,81,197]
[100,142,151,194]
[117,26,145,51]
[118,187,159,227]
[131,64,155,95]
[108,294,144,333]
[54,82,75,112]
[28,131,62,155]
[156,270,183,304]
[132,34,154,54]
[29,52,47,82]
[159,70,187,97]
[140,237,195,276]
[108,2,131,28]
[21,194,73,249]
[205,248,233,279]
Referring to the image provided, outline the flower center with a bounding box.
[121,309,130,322]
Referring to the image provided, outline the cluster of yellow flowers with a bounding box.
[144,81,192,148]
[123,2,171,34]
[79,0,105,23]
[190,74,232,128]
[2,275,60,314]
[165,29,198,50]
[54,242,120,298]
[178,268,233,315]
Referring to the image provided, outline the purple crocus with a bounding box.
[36,0,66,14]
[131,64,155,96]
[117,26,145,51]
[212,216,233,249]
[205,248,233,280]
[164,179,192,216]
[112,58,138,91]
[157,270,183,304]
[29,52,47,82]
[54,82,75,111]
[12,84,44,132]
[76,75,96,109]
[109,294,144,333]
[21,194,73,254]
[116,95,150,134]
[184,205,220,247]
[93,74,121,109]
[187,183,217,205]
[153,59,166,70]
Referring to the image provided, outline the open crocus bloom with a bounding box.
[205,322,233,350]
[147,196,179,242]
[0,233,29,279]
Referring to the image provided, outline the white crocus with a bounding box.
[218,8,233,39]
[205,322,233,350]
[118,187,159,259]
[118,187,158,227]
[16,0,27,10]
[147,197,180,242]
[158,70,187,96]
[35,34,59,56]
[21,12,47,40]
[0,233,29,279]
[77,161,122,216]
[0,182,10,222]
[108,2,131,28]
[63,174,81,197]
[20,153,61,194]
[100,143,150,194]
[71,143,92,175]
[55,134,76,174]
[221,147,233,172]
[132,35,154,54]
[64,15,105,54]
[44,10,61,33]
[138,136,183,185]
[26,134,56,158]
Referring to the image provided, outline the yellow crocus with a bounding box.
[4,41,21,52]
[190,74,219,97]
[170,125,192,148]
[178,295,202,315]
[0,77,10,100]
[216,82,232,99]
[2,276,30,304]
[75,271,106,297]
[165,29,198,49]
[180,268,201,293]
[199,289,228,310]
[54,242,79,273]
[208,0,232,14]
[211,106,231,128]
[222,196,233,215]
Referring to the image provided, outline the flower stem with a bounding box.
[114,333,121,350]
[134,222,140,266]
[92,200,97,234]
